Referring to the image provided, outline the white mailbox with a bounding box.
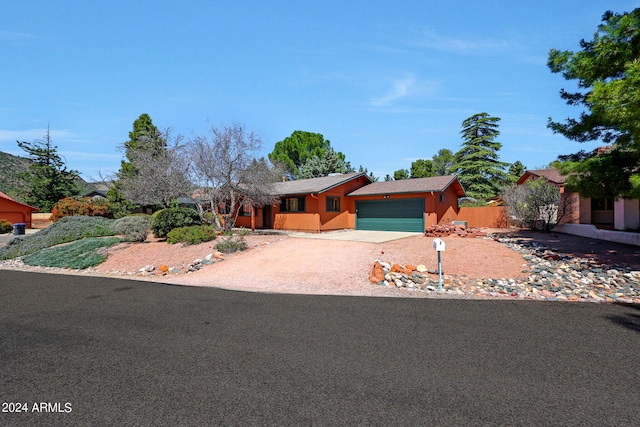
[432,238,446,252]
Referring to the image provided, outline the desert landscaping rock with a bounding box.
[371,234,640,303]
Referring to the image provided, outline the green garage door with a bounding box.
[356,198,424,232]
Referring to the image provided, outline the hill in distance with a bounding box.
[0,150,97,202]
[0,151,32,198]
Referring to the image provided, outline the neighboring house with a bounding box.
[234,173,466,232]
[83,190,108,199]
[516,169,640,231]
[0,191,39,228]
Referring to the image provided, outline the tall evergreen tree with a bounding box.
[432,148,456,176]
[507,160,527,183]
[548,8,640,198]
[297,147,355,179]
[120,113,167,179]
[409,159,436,178]
[393,169,409,180]
[17,126,80,211]
[108,114,168,216]
[454,113,509,200]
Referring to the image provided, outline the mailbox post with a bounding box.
[432,238,446,291]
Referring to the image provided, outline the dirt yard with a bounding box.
[89,229,640,297]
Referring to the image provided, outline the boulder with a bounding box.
[369,262,385,283]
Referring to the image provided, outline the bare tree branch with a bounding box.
[188,123,284,228]
[119,132,192,208]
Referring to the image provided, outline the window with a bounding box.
[218,202,230,214]
[280,197,306,212]
[326,196,340,212]
[439,193,445,203]
[592,198,613,211]
[241,202,252,216]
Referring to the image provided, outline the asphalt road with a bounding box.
[1,271,639,426]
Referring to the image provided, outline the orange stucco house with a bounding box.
[235,173,466,232]
[0,191,39,229]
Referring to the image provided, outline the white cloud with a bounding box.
[0,30,37,41]
[405,27,512,54]
[370,74,440,107]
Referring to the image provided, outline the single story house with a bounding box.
[0,191,39,228]
[516,169,640,231]
[234,173,466,232]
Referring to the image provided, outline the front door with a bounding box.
[262,205,273,228]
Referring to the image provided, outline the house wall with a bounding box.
[267,176,371,232]
[436,187,460,225]
[318,190,354,231]
[561,192,578,224]
[615,198,640,230]
[579,196,591,224]
[0,200,34,228]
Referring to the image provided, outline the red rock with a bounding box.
[369,262,385,283]
[390,264,402,273]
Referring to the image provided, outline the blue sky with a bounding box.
[1,1,637,181]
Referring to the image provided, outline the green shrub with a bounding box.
[0,219,12,234]
[236,227,250,236]
[114,215,152,242]
[22,237,122,269]
[0,215,116,260]
[151,208,202,238]
[167,225,218,245]
[215,236,248,253]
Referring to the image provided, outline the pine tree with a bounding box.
[454,113,509,200]
[108,114,168,216]
[120,113,167,179]
[17,126,80,211]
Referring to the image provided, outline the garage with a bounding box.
[356,198,424,232]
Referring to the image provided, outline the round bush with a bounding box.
[50,197,112,222]
[114,215,152,242]
[0,219,12,234]
[167,225,218,245]
[151,208,202,238]
[215,236,248,253]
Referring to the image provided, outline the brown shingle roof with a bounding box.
[517,169,566,185]
[0,191,39,211]
[269,172,371,196]
[347,175,465,196]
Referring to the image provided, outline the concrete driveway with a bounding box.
[288,229,422,243]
